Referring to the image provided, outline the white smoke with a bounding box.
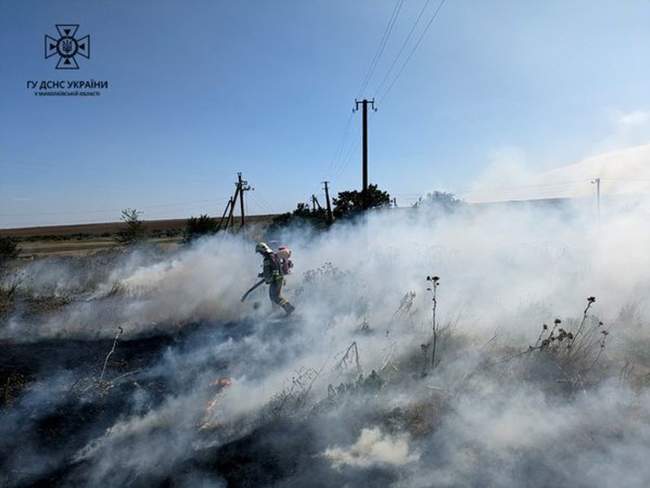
[323,427,419,469]
[3,192,650,487]
[7,194,650,343]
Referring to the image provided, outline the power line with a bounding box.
[249,192,273,214]
[329,111,355,177]
[378,0,447,102]
[373,0,433,98]
[356,0,405,98]
[329,0,404,182]
[0,199,229,218]
[331,118,360,178]
[254,192,275,213]
[334,139,360,179]
[599,177,650,183]
[449,177,650,199]
[330,0,448,186]
[455,179,592,196]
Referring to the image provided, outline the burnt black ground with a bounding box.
[1,314,402,488]
[0,321,250,488]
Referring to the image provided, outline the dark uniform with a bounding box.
[260,251,295,315]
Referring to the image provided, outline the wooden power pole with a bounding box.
[323,180,333,223]
[236,172,252,230]
[225,186,240,231]
[217,197,233,231]
[311,195,317,212]
[354,98,376,207]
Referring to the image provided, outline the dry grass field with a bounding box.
[0,215,277,258]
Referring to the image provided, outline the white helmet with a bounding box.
[256,242,272,254]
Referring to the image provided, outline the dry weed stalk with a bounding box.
[336,341,362,376]
[392,291,417,321]
[99,326,124,382]
[425,276,440,373]
[269,367,320,416]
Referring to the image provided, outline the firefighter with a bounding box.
[255,242,295,316]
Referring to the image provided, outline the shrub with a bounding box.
[115,208,146,245]
[0,236,20,269]
[184,214,218,242]
[267,203,330,236]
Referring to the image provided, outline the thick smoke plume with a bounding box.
[2,196,650,487]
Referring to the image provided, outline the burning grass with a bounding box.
[2,203,650,487]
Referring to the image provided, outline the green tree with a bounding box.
[184,214,218,242]
[332,184,390,219]
[267,202,330,236]
[115,208,146,245]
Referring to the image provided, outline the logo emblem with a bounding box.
[45,25,90,69]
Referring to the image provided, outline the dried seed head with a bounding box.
[543,324,548,330]
[554,318,562,324]
[587,296,596,303]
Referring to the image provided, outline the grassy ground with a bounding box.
[0,215,277,258]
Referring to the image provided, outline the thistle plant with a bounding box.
[525,296,610,386]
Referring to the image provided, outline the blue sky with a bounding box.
[2,0,650,227]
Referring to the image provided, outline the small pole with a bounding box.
[238,173,245,228]
[591,177,601,222]
[226,185,240,231]
[217,197,233,231]
[323,181,333,223]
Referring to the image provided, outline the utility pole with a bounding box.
[354,99,377,207]
[237,172,253,230]
[217,197,233,231]
[591,177,601,222]
[323,180,333,223]
[311,195,317,212]
[226,186,240,231]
